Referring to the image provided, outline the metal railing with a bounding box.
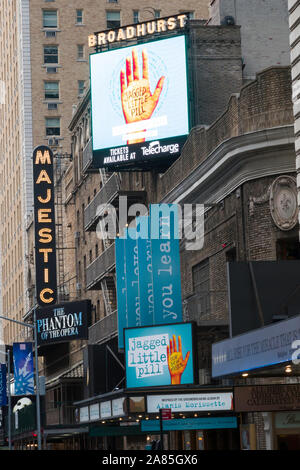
[45,404,77,426]
[88,310,118,344]
[86,243,115,289]
[84,173,120,231]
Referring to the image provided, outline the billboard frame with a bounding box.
[89,33,191,172]
[123,321,198,390]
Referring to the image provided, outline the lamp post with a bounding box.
[0,308,42,450]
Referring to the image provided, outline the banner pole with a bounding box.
[33,307,42,450]
[7,349,11,450]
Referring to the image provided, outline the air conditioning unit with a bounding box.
[76,283,82,291]
[45,31,56,38]
[221,15,235,26]
[48,138,59,147]
[47,102,58,110]
[46,67,57,74]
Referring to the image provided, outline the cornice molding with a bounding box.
[161,126,295,205]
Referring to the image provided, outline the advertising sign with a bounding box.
[36,300,91,346]
[115,205,183,349]
[141,417,238,432]
[150,204,183,325]
[90,35,189,170]
[136,216,154,327]
[147,392,234,413]
[125,228,141,328]
[100,401,112,419]
[124,322,195,389]
[234,384,300,412]
[0,364,7,406]
[212,314,300,377]
[115,236,127,349]
[13,343,34,396]
[275,412,300,429]
[33,145,57,306]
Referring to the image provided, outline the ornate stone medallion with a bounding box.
[269,176,298,231]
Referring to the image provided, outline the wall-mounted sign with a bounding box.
[150,205,182,325]
[90,35,189,171]
[33,146,57,306]
[125,322,196,389]
[147,393,234,414]
[141,417,238,432]
[89,404,100,421]
[234,384,300,412]
[275,412,300,429]
[36,300,91,346]
[80,406,89,423]
[116,206,182,350]
[112,398,126,417]
[212,315,300,377]
[100,401,112,419]
[88,14,187,48]
[128,396,145,413]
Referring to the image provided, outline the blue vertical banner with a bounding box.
[115,236,127,349]
[150,204,183,325]
[0,364,7,406]
[13,343,35,396]
[136,216,154,327]
[125,227,141,329]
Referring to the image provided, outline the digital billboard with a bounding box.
[124,322,196,389]
[90,35,189,170]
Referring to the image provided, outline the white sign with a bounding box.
[128,334,169,379]
[89,403,100,421]
[147,393,233,413]
[112,398,126,417]
[100,401,112,419]
[79,406,89,423]
[212,315,300,377]
[276,412,300,429]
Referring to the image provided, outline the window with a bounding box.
[76,9,83,24]
[45,117,60,136]
[133,10,139,24]
[43,10,57,28]
[44,46,58,64]
[106,11,120,29]
[277,239,300,260]
[78,80,85,96]
[44,81,59,99]
[77,44,84,60]
[192,260,211,317]
[108,0,118,3]
[154,10,160,18]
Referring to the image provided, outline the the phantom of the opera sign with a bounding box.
[36,300,91,346]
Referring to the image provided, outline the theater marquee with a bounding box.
[33,146,57,306]
[88,14,188,48]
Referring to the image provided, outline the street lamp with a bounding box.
[0,307,42,450]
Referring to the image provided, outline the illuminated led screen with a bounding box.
[90,35,189,170]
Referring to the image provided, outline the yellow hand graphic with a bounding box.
[120,48,165,144]
[167,335,190,385]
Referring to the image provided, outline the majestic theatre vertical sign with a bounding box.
[33,146,57,306]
